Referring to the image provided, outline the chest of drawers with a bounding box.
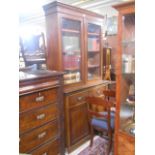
[19,70,64,155]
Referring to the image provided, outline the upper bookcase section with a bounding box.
[43,1,104,87]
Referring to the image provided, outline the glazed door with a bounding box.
[85,19,103,82]
[119,12,135,137]
[60,15,84,85]
[116,10,135,155]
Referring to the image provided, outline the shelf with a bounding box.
[122,40,135,47]
[122,72,135,76]
[88,64,100,68]
[64,67,80,71]
[122,40,135,44]
[63,50,81,55]
[62,29,80,34]
[88,51,99,53]
[88,32,100,36]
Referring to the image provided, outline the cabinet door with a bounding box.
[86,21,103,81]
[60,16,84,85]
[69,102,89,145]
[119,13,135,137]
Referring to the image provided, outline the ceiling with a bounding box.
[19,0,132,17]
[19,0,132,26]
[42,0,130,9]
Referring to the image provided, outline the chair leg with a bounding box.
[107,132,112,155]
[90,126,94,147]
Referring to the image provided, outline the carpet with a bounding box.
[77,137,112,155]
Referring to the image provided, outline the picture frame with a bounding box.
[107,16,118,35]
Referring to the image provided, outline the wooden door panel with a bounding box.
[69,103,89,145]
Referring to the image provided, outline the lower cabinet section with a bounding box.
[64,83,108,153]
[30,139,60,155]
[117,133,135,155]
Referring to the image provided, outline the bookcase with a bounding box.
[43,2,112,153]
[43,1,104,87]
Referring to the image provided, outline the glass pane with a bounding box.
[119,13,135,136]
[62,18,80,31]
[88,23,100,34]
[87,23,101,80]
[61,18,82,84]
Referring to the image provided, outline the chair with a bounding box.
[86,96,115,154]
[19,32,47,70]
[103,90,116,100]
[103,89,116,117]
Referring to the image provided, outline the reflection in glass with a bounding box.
[87,23,101,80]
[120,13,135,136]
[61,18,82,84]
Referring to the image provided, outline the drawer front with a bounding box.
[89,85,107,97]
[68,91,88,106]
[20,88,58,112]
[20,120,59,153]
[20,104,58,133]
[30,139,60,155]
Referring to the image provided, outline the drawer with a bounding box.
[20,120,59,153]
[30,139,60,155]
[89,85,107,97]
[20,88,58,112]
[20,103,58,133]
[68,91,89,106]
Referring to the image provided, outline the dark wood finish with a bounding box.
[30,139,60,155]
[43,1,104,88]
[113,1,135,155]
[86,96,114,154]
[64,82,113,153]
[20,103,58,133]
[20,120,58,153]
[69,102,89,144]
[43,2,116,153]
[19,70,64,155]
[68,91,88,107]
[20,88,57,112]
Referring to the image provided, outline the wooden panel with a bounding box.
[68,91,88,106]
[118,134,135,155]
[20,120,58,153]
[69,102,89,145]
[20,88,57,112]
[20,103,58,133]
[30,139,60,155]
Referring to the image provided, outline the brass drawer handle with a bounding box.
[77,96,84,101]
[37,113,45,120]
[42,152,47,155]
[35,96,44,102]
[38,131,46,139]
